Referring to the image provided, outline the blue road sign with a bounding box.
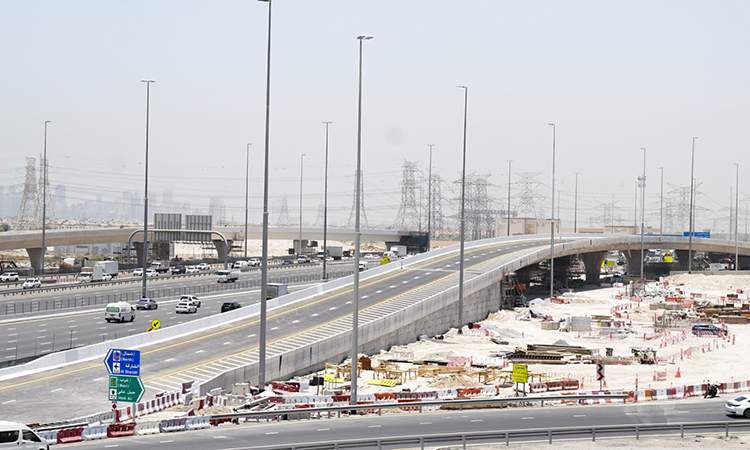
[103,348,141,377]
[683,231,711,238]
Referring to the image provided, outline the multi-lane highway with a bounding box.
[0,239,552,424]
[59,398,743,449]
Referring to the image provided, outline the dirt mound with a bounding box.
[427,374,479,389]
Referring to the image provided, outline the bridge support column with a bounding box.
[739,256,750,271]
[581,251,607,285]
[212,239,233,260]
[132,242,145,267]
[674,250,690,271]
[26,247,46,275]
[624,250,643,278]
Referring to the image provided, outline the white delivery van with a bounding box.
[233,261,249,269]
[0,421,48,450]
[104,302,135,323]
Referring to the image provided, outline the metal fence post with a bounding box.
[680,423,684,438]
[592,428,596,442]
[548,429,552,444]
[726,422,729,437]
[506,432,509,446]
[419,437,424,449]
[636,425,639,439]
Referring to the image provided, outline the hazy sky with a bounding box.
[2,1,749,233]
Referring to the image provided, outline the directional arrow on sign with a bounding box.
[103,348,141,377]
[108,375,145,403]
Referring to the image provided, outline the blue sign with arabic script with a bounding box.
[103,348,141,377]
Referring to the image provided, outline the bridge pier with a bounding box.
[132,242,145,266]
[581,251,607,285]
[212,239,233,261]
[26,247,46,275]
[674,250,690,271]
[623,250,643,278]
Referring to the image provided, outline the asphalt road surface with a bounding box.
[58,398,747,449]
[0,240,549,424]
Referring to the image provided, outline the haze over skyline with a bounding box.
[2,1,749,234]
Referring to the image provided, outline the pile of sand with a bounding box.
[428,374,479,389]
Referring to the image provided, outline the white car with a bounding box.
[101,273,112,282]
[0,272,20,282]
[726,395,750,418]
[175,300,197,314]
[146,268,158,277]
[186,266,199,274]
[22,278,41,289]
[197,263,210,271]
[132,268,143,276]
[179,295,201,307]
[248,258,261,267]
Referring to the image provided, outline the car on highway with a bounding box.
[136,298,158,310]
[146,268,158,277]
[175,300,197,314]
[359,262,367,271]
[0,272,19,282]
[364,253,378,259]
[297,255,310,264]
[726,395,750,418]
[105,302,135,323]
[22,278,41,289]
[101,273,113,282]
[221,301,241,313]
[132,268,143,276]
[281,259,294,266]
[170,265,186,275]
[197,263,210,270]
[248,258,261,267]
[179,295,201,307]
[185,266,199,274]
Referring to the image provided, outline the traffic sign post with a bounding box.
[512,364,528,396]
[108,375,145,403]
[596,362,605,390]
[103,349,141,376]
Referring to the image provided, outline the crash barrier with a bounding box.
[106,422,135,438]
[81,425,108,440]
[159,418,187,433]
[56,427,84,444]
[116,391,182,421]
[185,416,211,430]
[529,379,580,393]
[37,430,58,445]
[135,421,161,435]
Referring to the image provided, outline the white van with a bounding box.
[105,302,135,323]
[233,261,249,269]
[0,421,48,450]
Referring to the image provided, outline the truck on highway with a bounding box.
[79,265,108,282]
[267,283,288,299]
[95,260,118,277]
[150,261,171,273]
[216,269,240,283]
[327,246,343,260]
[389,245,407,257]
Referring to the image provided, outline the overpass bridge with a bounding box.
[0,226,424,272]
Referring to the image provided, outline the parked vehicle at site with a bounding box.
[692,323,726,336]
[136,298,158,310]
[0,272,19,282]
[22,278,41,289]
[175,300,197,314]
[104,302,135,323]
[0,421,49,450]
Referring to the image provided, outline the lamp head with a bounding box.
[357,35,373,40]
[141,79,155,83]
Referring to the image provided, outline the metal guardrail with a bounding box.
[213,419,750,450]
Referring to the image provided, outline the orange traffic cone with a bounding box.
[603,380,608,388]
[653,371,657,381]
[675,367,681,378]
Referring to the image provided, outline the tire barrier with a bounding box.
[56,427,84,444]
[135,421,161,435]
[159,418,187,433]
[81,425,108,440]
[106,422,136,438]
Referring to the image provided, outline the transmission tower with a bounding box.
[664,182,702,234]
[515,172,543,218]
[453,173,497,240]
[314,202,324,227]
[17,157,40,229]
[429,173,445,239]
[278,194,291,226]
[394,161,420,230]
[347,169,369,229]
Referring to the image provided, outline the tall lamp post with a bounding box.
[639,148,646,279]
[688,137,697,273]
[427,144,434,250]
[507,160,512,236]
[258,0,272,390]
[140,80,155,299]
[659,167,664,236]
[40,120,51,276]
[244,143,251,259]
[735,163,740,271]
[458,85,468,332]
[548,123,556,300]
[574,172,579,233]
[322,122,331,280]
[298,153,306,255]
[351,34,373,406]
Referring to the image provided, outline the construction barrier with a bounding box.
[57,427,84,444]
[81,425,108,441]
[38,430,58,445]
[107,422,136,438]
[186,416,211,430]
[135,421,161,435]
[159,418,187,433]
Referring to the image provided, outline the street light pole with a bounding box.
[548,123,556,300]
[458,85,468,331]
[574,172,579,233]
[244,143,251,259]
[639,148,646,279]
[427,144,434,250]
[351,34,373,406]
[258,0,272,390]
[140,79,154,299]
[323,122,331,280]
[299,153,306,256]
[507,160,512,236]
[41,120,51,276]
[735,163,739,271]
[659,167,664,236]
[688,137,697,273]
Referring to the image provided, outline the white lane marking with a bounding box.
[470,419,483,422]
[37,336,46,339]
[40,342,51,345]
[266,432,278,435]
[419,422,432,425]
[362,295,368,299]
[8,333,17,337]
[5,348,14,351]
[165,358,175,362]
[573,414,586,418]
[311,313,319,317]
[195,350,205,354]
[39,323,47,327]
[7,340,16,343]
[213,436,228,439]
[223,342,231,345]
[51,388,63,393]
[2,400,16,404]
[67,319,76,322]
[39,329,47,332]
[7,328,15,331]
[69,325,77,328]
[271,327,279,330]
[402,281,408,284]
[248,334,256,338]
[160,441,174,443]
[317,428,330,431]
[104,445,119,448]
[522,417,534,420]
[329,307,337,310]
[414,276,420,279]
[292,320,300,324]
[346,301,352,304]
[99,327,106,330]
[376,290,382,294]
[93,377,104,382]
[624,412,638,415]
[368,425,381,428]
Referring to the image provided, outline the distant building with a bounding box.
[496,217,561,237]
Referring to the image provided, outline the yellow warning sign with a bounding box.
[512,364,528,383]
